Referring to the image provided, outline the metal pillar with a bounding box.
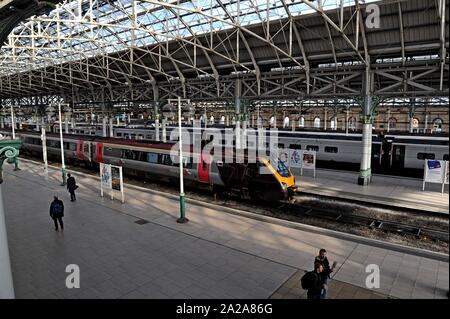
[235,79,242,149]
[0,139,22,299]
[176,97,188,223]
[64,116,69,134]
[162,118,167,143]
[102,117,107,137]
[58,104,67,186]
[324,108,327,131]
[35,116,39,132]
[386,108,391,133]
[9,105,15,140]
[345,108,349,135]
[358,69,374,186]
[109,117,114,137]
[154,103,160,142]
[0,185,14,299]
[409,99,415,133]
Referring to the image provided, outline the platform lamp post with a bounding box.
[9,105,15,140]
[168,97,190,224]
[0,137,22,298]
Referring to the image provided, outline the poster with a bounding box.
[279,149,289,166]
[289,149,302,168]
[302,151,316,170]
[111,166,121,191]
[424,160,445,184]
[100,162,112,189]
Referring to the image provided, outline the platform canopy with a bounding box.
[0,0,448,106]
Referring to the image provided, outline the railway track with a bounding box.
[271,201,449,243]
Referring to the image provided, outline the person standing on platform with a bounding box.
[314,248,337,299]
[50,196,64,231]
[67,173,78,202]
[302,262,325,300]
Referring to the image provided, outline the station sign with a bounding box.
[422,160,448,193]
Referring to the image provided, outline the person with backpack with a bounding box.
[50,196,64,231]
[301,262,326,300]
[67,173,78,202]
[314,248,337,299]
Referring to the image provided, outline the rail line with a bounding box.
[274,201,449,243]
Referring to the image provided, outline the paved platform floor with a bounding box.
[2,160,449,299]
[294,169,449,214]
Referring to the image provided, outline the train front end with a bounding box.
[260,158,297,201]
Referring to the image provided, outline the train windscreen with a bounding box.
[276,159,290,177]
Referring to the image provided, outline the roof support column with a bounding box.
[358,68,374,186]
[409,98,416,133]
[153,83,160,142]
[235,79,241,149]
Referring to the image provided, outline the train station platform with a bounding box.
[294,169,449,214]
[2,159,448,299]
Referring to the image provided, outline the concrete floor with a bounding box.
[2,159,448,299]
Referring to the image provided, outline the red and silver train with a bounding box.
[1,129,297,202]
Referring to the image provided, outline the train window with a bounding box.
[68,143,77,151]
[306,145,319,152]
[277,143,285,149]
[147,152,159,164]
[289,144,302,150]
[417,153,435,160]
[160,154,173,166]
[276,159,290,177]
[444,154,449,161]
[116,133,122,137]
[104,147,121,157]
[324,146,338,153]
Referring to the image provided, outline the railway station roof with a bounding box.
[0,0,448,104]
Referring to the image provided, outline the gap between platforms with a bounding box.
[12,157,450,263]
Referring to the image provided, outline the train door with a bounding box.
[371,143,382,172]
[381,139,392,171]
[96,143,104,163]
[391,145,405,170]
[77,141,85,161]
[198,153,210,183]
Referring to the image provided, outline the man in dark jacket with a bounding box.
[50,196,64,231]
[307,262,325,300]
[67,173,77,201]
[314,248,337,299]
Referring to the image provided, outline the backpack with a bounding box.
[53,202,63,216]
[300,271,317,290]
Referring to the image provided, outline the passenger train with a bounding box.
[110,126,449,177]
[0,129,297,202]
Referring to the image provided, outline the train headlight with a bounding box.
[281,182,287,190]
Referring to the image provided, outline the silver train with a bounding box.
[49,124,449,176]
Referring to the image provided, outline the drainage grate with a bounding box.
[134,219,149,225]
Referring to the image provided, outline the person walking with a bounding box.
[301,262,326,300]
[67,173,78,202]
[314,248,337,299]
[50,196,64,231]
